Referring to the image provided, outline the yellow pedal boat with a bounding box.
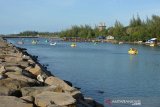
[150,43,155,47]
[128,48,138,55]
[70,43,76,47]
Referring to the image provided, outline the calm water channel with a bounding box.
[7,38,160,106]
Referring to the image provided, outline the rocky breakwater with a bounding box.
[0,37,103,107]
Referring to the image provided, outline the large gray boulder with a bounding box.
[5,56,23,63]
[25,64,42,76]
[45,76,75,92]
[0,96,33,107]
[35,91,76,107]
[0,41,7,47]
[0,78,30,96]
[5,52,23,58]
[5,66,22,73]
[0,86,12,96]
[21,96,35,103]
[0,62,19,67]
[18,61,29,68]
[6,72,37,83]
[0,66,6,74]
[21,85,63,96]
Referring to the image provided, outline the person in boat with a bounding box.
[130,48,136,51]
[131,48,138,52]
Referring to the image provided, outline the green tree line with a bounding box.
[59,14,160,41]
[16,31,58,37]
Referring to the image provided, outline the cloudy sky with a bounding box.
[0,0,160,34]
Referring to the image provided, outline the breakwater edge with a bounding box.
[0,37,103,107]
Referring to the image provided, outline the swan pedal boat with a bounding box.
[128,48,138,55]
[70,43,76,47]
[50,42,57,46]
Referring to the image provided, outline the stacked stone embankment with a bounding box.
[0,37,103,107]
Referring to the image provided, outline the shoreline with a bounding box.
[3,36,160,45]
[62,38,160,46]
[0,37,103,107]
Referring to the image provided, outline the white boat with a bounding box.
[119,42,123,44]
[32,40,37,45]
[70,43,76,47]
[145,38,157,46]
[50,42,56,46]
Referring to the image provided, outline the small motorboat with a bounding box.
[50,42,57,46]
[128,48,138,55]
[146,38,157,46]
[70,43,76,47]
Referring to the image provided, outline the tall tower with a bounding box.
[98,22,106,31]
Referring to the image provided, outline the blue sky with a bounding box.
[0,0,160,34]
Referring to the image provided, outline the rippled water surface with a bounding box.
[7,38,160,105]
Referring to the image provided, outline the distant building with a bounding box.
[98,22,106,31]
[106,35,114,40]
